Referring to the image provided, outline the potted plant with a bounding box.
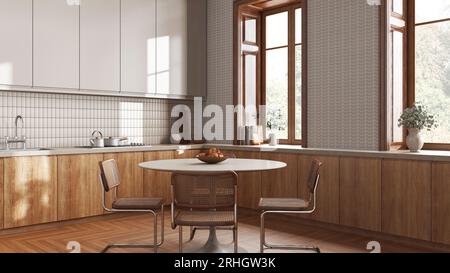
[398,103,437,152]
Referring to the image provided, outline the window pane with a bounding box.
[295,45,302,140]
[393,0,403,15]
[416,0,450,24]
[244,18,257,43]
[244,54,257,126]
[415,21,450,143]
[392,31,404,142]
[266,12,288,48]
[266,48,288,139]
[295,9,302,44]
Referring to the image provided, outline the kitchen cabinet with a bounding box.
[339,157,381,231]
[121,0,157,95]
[234,151,262,209]
[432,162,450,245]
[0,0,32,86]
[298,155,340,224]
[33,0,79,89]
[382,159,431,241]
[104,152,144,198]
[0,159,3,229]
[57,154,104,221]
[80,0,120,92]
[261,153,298,199]
[143,151,174,204]
[156,0,188,96]
[3,156,58,229]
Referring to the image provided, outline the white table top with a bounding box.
[139,158,287,173]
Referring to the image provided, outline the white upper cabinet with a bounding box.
[0,0,32,86]
[156,0,188,96]
[80,0,120,92]
[121,0,156,95]
[33,0,79,89]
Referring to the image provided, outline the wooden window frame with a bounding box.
[233,0,307,146]
[382,0,450,151]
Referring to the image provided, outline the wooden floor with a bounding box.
[0,211,439,253]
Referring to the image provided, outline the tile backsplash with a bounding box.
[0,91,186,149]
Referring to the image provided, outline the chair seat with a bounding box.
[259,198,310,211]
[174,211,235,226]
[112,197,163,210]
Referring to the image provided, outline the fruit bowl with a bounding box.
[196,154,228,164]
[196,148,228,164]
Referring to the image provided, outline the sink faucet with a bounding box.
[5,115,27,150]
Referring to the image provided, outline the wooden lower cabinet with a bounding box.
[4,156,58,229]
[0,159,3,229]
[339,157,381,231]
[382,159,431,241]
[233,151,261,209]
[298,155,340,224]
[432,162,450,245]
[57,154,104,221]
[143,151,174,204]
[175,149,202,159]
[261,153,298,199]
[103,152,144,198]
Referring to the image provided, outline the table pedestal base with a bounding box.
[184,227,247,253]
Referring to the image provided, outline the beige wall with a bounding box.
[206,0,381,150]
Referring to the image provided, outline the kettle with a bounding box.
[90,130,104,148]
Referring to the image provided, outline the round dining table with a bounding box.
[139,158,287,253]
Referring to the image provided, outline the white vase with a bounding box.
[406,128,424,152]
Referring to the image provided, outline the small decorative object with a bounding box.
[196,148,228,164]
[398,103,437,152]
[269,133,278,146]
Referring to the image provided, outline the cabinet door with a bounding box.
[121,0,156,94]
[432,162,450,245]
[382,160,431,241]
[261,153,298,198]
[298,155,340,224]
[0,159,3,229]
[80,0,120,92]
[104,152,144,198]
[0,0,32,86]
[156,0,188,96]
[4,156,57,229]
[143,151,174,204]
[339,157,381,231]
[33,0,79,89]
[57,154,104,221]
[234,151,261,209]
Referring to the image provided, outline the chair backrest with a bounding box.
[171,172,238,209]
[307,160,323,194]
[99,159,121,192]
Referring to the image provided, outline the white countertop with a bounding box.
[204,144,450,162]
[0,144,204,158]
[1,143,450,162]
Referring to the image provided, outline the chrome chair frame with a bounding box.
[260,174,321,253]
[170,171,238,253]
[99,170,164,253]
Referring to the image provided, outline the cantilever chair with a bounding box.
[171,171,238,253]
[99,159,164,253]
[259,159,323,253]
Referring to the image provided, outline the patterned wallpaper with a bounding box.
[206,0,234,143]
[206,0,381,150]
[307,0,380,150]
